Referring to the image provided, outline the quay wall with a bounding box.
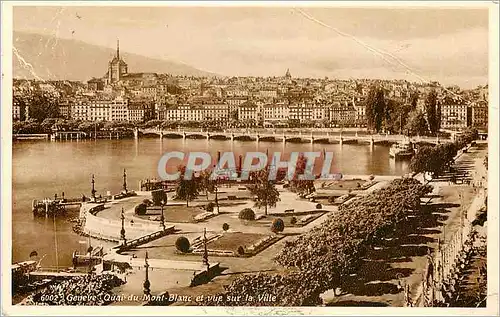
[81,204,159,241]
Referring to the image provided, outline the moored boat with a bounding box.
[389,140,415,159]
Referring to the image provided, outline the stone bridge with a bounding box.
[136,128,449,145]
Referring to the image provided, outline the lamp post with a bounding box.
[214,185,219,214]
[202,228,209,273]
[91,174,96,201]
[143,251,151,296]
[160,199,166,231]
[120,207,127,246]
[123,169,127,193]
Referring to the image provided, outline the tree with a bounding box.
[410,91,419,109]
[290,154,316,195]
[24,92,60,122]
[321,118,331,128]
[425,89,439,135]
[229,109,239,121]
[409,143,459,179]
[248,168,280,215]
[135,203,147,215]
[436,101,442,132]
[144,119,163,128]
[365,85,386,133]
[41,118,57,132]
[198,169,215,201]
[13,121,25,134]
[174,165,199,207]
[404,110,428,136]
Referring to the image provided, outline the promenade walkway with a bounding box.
[323,141,488,307]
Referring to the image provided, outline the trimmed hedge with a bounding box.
[239,208,255,220]
[134,203,147,215]
[175,236,190,253]
[271,218,285,233]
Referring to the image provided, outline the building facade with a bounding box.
[329,102,356,126]
[471,101,488,130]
[440,103,471,130]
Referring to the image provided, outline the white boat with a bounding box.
[389,141,415,159]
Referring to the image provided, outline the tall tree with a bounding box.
[436,101,442,132]
[174,165,199,207]
[425,89,438,135]
[404,110,428,136]
[248,168,280,216]
[25,92,60,122]
[198,169,215,200]
[365,85,386,133]
[290,154,316,195]
[410,91,419,109]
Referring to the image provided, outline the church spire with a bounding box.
[116,39,120,60]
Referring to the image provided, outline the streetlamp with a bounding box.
[202,228,210,273]
[122,169,127,193]
[143,251,151,296]
[160,199,166,231]
[91,174,96,201]
[214,186,219,214]
[120,207,127,246]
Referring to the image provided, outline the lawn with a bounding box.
[206,232,267,253]
[318,179,368,191]
[255,213,326,228]
[136,205,206,223]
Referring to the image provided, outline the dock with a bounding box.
[32,198,83,216]
[72,246,105,267]
[29,271,87,278]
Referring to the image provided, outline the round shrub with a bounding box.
[237,246,245,255]
[357,182,361,188]
[134,203,147,215]
[142,199,152,206]
[206,202,215,213]
[239,208,255,220]
[271,218,285,233]
[175,236,190,253]
[222,223,230,231]
[290,216,297,225]
[316,203,322,209]
[369,175,375,181]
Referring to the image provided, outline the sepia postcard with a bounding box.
[1,1,499,316]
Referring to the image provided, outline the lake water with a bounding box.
[12,137,409,267]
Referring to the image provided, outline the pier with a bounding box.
[31,196,89,216]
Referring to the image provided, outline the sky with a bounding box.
[13,5,489,88]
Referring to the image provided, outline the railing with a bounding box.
[409,189,486,307]
[115,229,173,252]
[138,128,450,143]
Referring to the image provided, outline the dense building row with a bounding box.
[12,40,489,131]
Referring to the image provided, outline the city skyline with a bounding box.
[13,6,488,89]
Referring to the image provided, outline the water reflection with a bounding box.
[12,138,408,266]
